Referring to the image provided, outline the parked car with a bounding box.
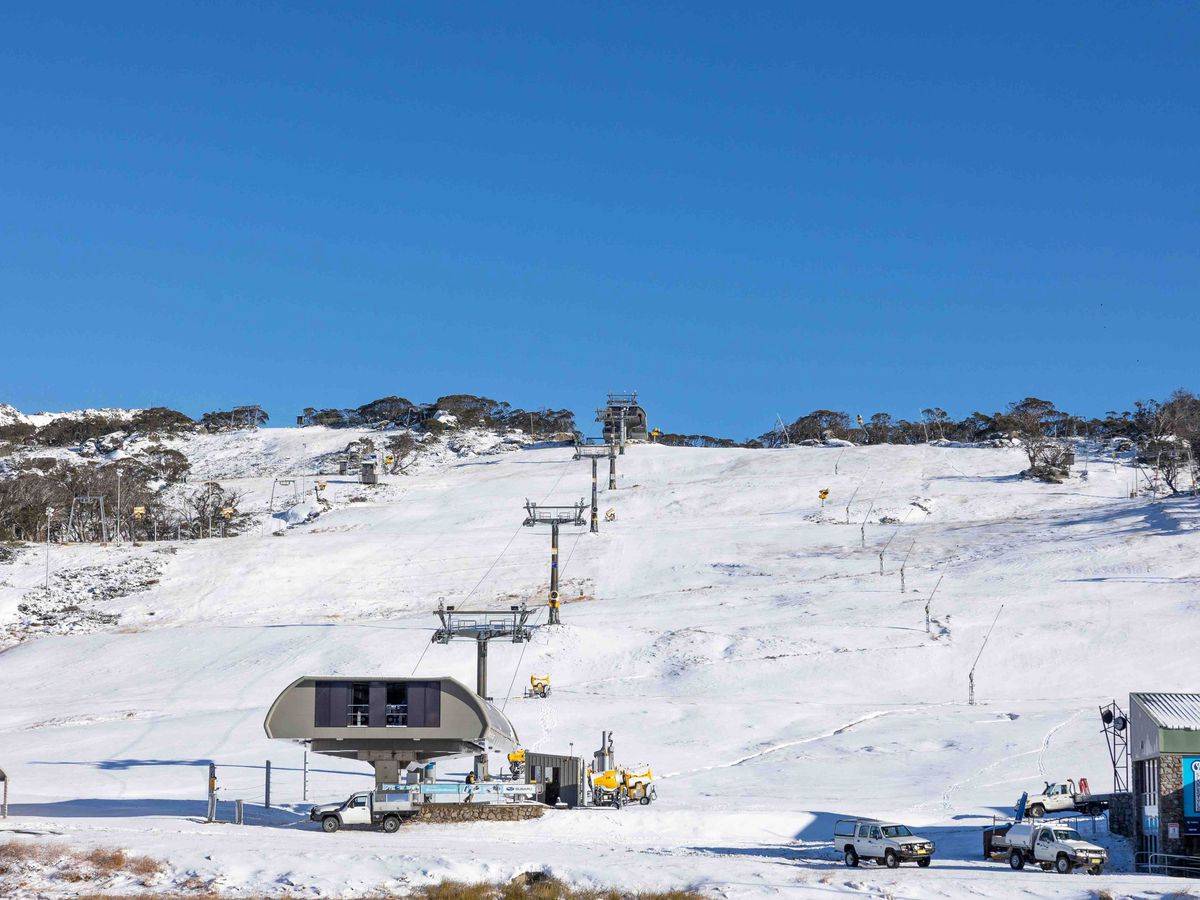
[834,818,936,868]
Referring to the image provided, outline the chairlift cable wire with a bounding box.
[409,637,433,675]
[459,453,576,607]
[501,606,543,713]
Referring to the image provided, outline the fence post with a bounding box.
[303,751,308,802]
[265,760,271,809]
[206,762,217,822]
[235,799,244,825]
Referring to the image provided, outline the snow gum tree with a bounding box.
[998,397,1067,473]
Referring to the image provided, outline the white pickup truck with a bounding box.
[986,822,1107,875]
[310,788,416,833]
[1023,780,1109,818]
[834,819,936,868]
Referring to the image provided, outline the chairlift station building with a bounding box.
[264,675,519,787]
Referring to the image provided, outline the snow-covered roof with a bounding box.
[1131,692,1200,730]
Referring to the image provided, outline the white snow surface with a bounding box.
[0,404,31,428]
[0,436,1198,898]
[20,407,144,428]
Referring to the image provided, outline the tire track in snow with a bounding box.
[931,708,1087,815]
[1037,709,1084,776]
[660,705,942,780]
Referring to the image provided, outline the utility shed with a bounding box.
[264,676,519,787]
[525,752,585,808]
[1129,692,1200,867]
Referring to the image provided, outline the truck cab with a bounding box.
[834,819,936,869]
[1030,782,1076,815]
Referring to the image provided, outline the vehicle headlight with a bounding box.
[925,842,935,851]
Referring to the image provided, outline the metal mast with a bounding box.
[574,441,617,533]
[522,499,587,625]
[431,602,534,780]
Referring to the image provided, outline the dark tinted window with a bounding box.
[407,681,442,727]
[314,681,350,727]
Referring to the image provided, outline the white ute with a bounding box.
[1023,779,1109,818]
[310,789,415,833]
[834,819,936,868]
[989,822,1107,875]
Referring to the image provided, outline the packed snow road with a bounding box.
[1,436,1197,897]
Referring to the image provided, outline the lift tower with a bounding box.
[574,442,616,532]
[522,499,587,624]
[431,602,534,780]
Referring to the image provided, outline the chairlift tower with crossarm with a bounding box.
[522,499,587,624]
[574,441,617,531]
[430,601,534,780]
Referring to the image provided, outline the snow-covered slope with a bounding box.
[0,435,1197,898]
[0,404,30,428]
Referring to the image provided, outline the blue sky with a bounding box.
[2,2,1197,439]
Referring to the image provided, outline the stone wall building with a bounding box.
[1129,692,1200,870]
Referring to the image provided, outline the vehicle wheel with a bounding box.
[611,799,622,810]
[381,815,400,834]
[884,850,899,869]
[1029,803,1045,818]
[917,858,931,868]
[1009,850,1025,870]
[321,816,340,833]
[1055,854,1072,874]
[1087,803,1104,817]
[1088,865,1103,875]
[844,848,859,868]
[639,796,650,805]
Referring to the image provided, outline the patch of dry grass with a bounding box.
[2,844,702,900]
[59,874,707,900]
[412,876,705,900]
[0,838,163,889]
[0,838,71,876]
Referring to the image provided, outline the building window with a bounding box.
[1136,758,1160,809]
[386,682,408,727]
[348,682,369,727]
[314,679,437,728]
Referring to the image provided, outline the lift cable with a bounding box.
[500,606,544,713]
[458,454,576,607]
[414,453,575,675]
